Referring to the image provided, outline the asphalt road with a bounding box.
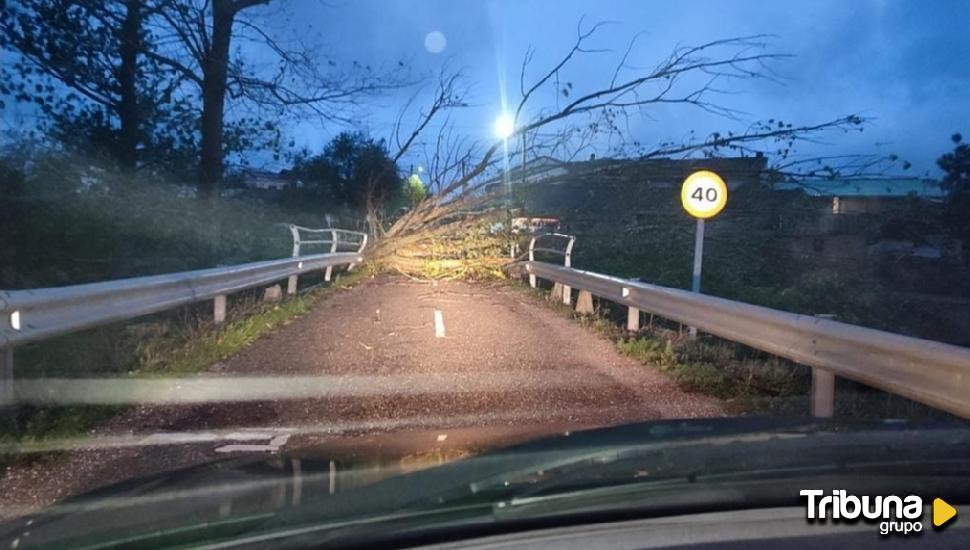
[0,276,724,518]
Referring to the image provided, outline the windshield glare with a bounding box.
[1,0,969,547]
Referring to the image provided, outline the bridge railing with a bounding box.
[286,225,368,294]
[516,260,970,420]
[526,233,575,291]
[0,229,366,404]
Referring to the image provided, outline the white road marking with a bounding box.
[215,431,291,453]
[136,428,294,454]
[434,309,446,338]
[436,434,448,442]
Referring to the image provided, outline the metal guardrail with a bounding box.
[518,260,970,420]
[286,225,368,293]
[527,233,576,294]
[287,225,368,256]
[0,253,361,349]
[0,226,368,404]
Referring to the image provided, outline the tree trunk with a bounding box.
[117,0,141,172]
[198,0,236,199]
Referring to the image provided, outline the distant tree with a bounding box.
[938,133,970,263]
[405,173,427,206]
[939,133,969,192]
[291,132,402,211]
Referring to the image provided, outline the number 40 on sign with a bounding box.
[681,170,728,219]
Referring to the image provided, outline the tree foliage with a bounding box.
[938,132,970,260]
[290,132,402,211]
[938,133,969,192]
[0,0,178,169]
[0,0,405,194]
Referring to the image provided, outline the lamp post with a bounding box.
[494,114,515,201]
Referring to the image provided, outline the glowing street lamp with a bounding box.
[494,114,515,140]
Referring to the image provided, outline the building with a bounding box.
[485,155,768,233]
[773,178,957,266]
[774,178,946,215]
[238,169,296,191]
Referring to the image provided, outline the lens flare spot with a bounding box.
[424,31,447,54]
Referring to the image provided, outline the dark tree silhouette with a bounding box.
[291,132,402,211]
[938,132,970,264]
[0,0,175,170]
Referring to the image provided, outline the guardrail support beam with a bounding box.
[287,275,298,296]
[576,290,594,315]
[324,266,333,282]
[213,294,227,325]
[627,307,640,332]
[1,347,13,406]
[263,285,283,304]
[562,284,571,305]
[549,282,563,302]
[811,367,835,418]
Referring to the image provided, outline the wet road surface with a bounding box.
[0,276,723,518]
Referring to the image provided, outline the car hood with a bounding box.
[4,417,970,548]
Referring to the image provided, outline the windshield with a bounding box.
[2,0,969,547]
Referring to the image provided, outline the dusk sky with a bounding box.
[3,0,968,177]
[271,0,969,178]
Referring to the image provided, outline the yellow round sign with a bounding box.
[681,170,728,219]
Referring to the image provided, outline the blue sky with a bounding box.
[3,0,968,177]
[269,0,969,178]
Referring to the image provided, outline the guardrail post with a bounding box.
[549,282,563,302]
[263,285,283,303]
[627,307,640,332]
[576,290,594,315]
[811,367,835,417]
[1,347,13,406]
[325,229,338,281]
[213,294,227,325]
[288,224,302,294]
[561,237,575,304]
[347,233,367,272]
[528,236,537,288]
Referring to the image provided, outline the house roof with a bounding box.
[775,178,946,198]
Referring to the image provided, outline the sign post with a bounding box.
[680,170,728,337]
[691,218,705,294]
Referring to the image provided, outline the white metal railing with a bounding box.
[286,225,368,294]
[527,233,576,293]
[0,230,367,405]
[517,260,970,420]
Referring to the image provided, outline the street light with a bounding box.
[494,114,514,140]
[494,114,515,202]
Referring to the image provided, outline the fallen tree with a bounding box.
[365,22,903,279]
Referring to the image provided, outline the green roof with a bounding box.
[775,178,946,198]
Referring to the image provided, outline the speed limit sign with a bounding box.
[681,170,728,219]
